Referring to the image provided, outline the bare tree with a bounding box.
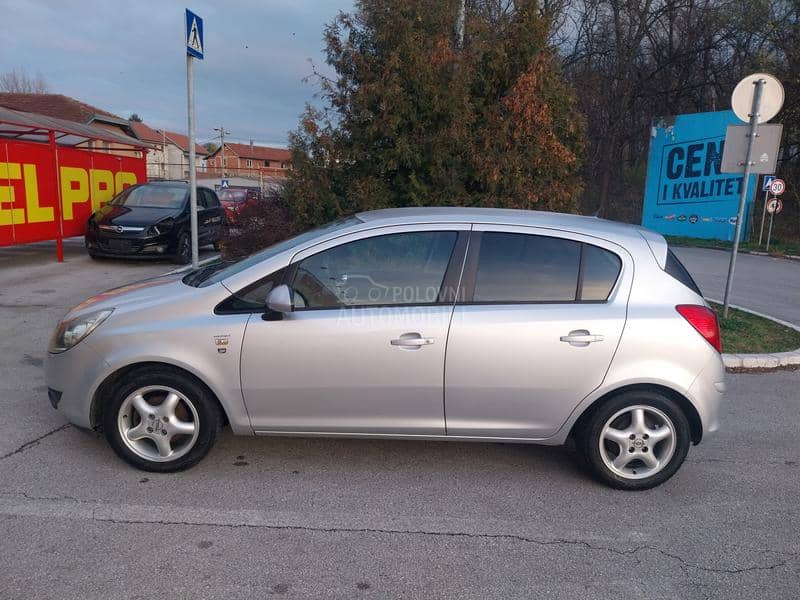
[0,69,50,94]
[554,0,781,221]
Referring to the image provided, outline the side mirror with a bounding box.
[266,284,293,314]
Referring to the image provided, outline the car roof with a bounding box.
[357,206,642,239]
[219,207,668,292]
[355,207,667,265]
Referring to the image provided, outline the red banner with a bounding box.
[0,140,146,247]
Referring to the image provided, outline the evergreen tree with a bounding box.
[284,0,586,228]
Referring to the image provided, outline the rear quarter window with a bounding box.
[580,244,622,301]
[665,249,702,296]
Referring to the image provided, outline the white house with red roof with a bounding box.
[129,122,208,180]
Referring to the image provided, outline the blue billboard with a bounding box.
[642,110,758,241]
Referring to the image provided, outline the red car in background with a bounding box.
[218,187,260,225]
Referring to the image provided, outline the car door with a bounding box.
[203,189,223,241]
[239,224,469,435]
[196,189,221,243]
[444,225,632,439]
[194,188,211,243]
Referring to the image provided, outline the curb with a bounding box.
[671,243,800,262]
[707,298,800,372]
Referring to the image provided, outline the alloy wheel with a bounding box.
[117,385,200,462]
[598,404,677,480]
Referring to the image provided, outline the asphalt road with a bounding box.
[672,247,800,326]
[1,242,798,599]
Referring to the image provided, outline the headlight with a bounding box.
[48,309,113,354]
[148,218,174,237]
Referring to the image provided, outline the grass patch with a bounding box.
[666,235,800,257]
[709,302,800,354]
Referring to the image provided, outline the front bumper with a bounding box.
[44,340,112,430]
[85,230,173,258]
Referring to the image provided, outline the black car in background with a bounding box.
[85,181,224,264]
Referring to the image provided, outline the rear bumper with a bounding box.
[686,354,726,439]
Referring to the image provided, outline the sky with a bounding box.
[0,0,353,148]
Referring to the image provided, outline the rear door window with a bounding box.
[197,189,209,209]
[473,233,582,302]
[468,232,621,303]
[205,190,221,208]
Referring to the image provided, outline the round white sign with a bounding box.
[769,178,786,195]
[767,198,783,214]
[731,73,784,124]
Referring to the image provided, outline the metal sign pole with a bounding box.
[758,187,769,246]
[722,79,764,318]
[186,53,199,269]
[766,205,776,252]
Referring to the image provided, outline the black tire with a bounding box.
[576,390,691,490]
[102,366,221,472]
[172,232,191,265]
[85,238,100,260]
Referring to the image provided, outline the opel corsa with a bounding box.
[45,208,725,490]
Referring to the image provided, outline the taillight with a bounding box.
[676,305,722,353]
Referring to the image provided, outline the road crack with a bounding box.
[93,514,789,575]
[0,424,70,461]
[1,491,792,577]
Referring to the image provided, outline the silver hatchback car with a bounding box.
[45,208,725,490]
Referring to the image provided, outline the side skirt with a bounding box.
[252,430,565,446]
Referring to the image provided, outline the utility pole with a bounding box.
[161,129,166,179]
[214,126,230,177]
[250,137,254,177]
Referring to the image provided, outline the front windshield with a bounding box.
[190,216,363,287]
[219,189,247,203]
[111,185,187,209]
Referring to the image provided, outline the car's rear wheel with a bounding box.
[577,391,690,490]
[102,367,221,472]
[172,232,191,265]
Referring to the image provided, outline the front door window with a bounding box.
[291,231,458,309]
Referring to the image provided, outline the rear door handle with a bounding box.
[391,332,434,349]
[560,330,604,347]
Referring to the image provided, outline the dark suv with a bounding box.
[85,181,223,264]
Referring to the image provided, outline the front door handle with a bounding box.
[560,330,604,347]
[391,332,434,349]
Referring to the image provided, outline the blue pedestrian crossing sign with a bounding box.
[186,9,204,60]
[762,175,776,192]
[221,179,230,188]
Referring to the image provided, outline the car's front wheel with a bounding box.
[577,391,691,490]
[102,367,221,472]
[172,232,191,265]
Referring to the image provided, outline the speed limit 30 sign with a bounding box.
[769,178,786,195]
